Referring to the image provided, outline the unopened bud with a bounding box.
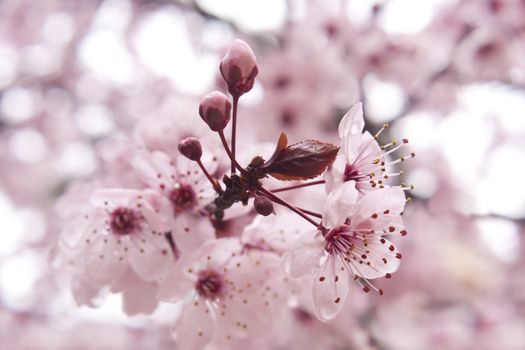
[254,196,274,216]
[220,39,258,96]
[178,137,202,161]
[199,91,231,132]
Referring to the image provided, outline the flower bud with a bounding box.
[254,196,274,216]
[199,91,231,132]
[178,137,202,161]
[220,39,258,96]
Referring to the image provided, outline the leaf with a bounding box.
[263,139,339,181]
[265,133,288,166]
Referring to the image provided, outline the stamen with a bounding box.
[379,143,405,158]
[380,140,397,150]
[374,123,389,140]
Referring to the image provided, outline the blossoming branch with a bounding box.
[52,38,414,349]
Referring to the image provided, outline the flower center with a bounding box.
[110,207,139,235]
[324,224,351,253]
[343,164,361,182]
[195,270,223,299]
[169,185,196,213]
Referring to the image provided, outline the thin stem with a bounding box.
[230,95,239,174]
[197,159,221,193]
[218,130,245,174]
[258,187,324,230]
[270,179,325,193]
[296,207,323,219]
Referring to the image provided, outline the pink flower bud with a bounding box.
[220,39,258,96]
[254,196,274,216]
[199,91,231,132]
[178,137,202,161]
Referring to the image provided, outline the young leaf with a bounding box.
[264,133,288,166]
[263,139,339,181]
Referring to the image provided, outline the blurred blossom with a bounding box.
[0,0,524,349]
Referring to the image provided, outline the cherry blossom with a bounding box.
[54,188,175,296]
[326,102,415,195]
[2,1,525,349]
[132,150,217,252]
[158,238,283,349]
[285,182,407,321]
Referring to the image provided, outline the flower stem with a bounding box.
[230,95,239,174]
[269,179,325,193]
[296,207,323,219]
[197,159,222,193]
[218,130,245,174]
[258,187,324,230]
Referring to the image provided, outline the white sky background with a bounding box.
[0,0,523,322]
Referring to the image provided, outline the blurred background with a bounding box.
[1,0,524,349]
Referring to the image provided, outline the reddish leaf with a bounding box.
[265,133,288,166]
[263,139,339,181]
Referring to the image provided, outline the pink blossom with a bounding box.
[284,182,407,321]
[55,188,175,290]
[326,102,414,194]
[132,150,217,252]
[158,238,283,349]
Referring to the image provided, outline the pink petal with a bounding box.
[353,187,406,230]
[172,213,215,252]
[58,212,100,249]
[83,235,127,287]
[284,231,324,278]
[346,236,401,279]
[312,255,349,322]
[157,261,195,302]
[324,181,359,227]
[138,192,171,231]
[112,269,159,315]
[90,189,141,209]
[216,252,280,339]
[351,131,383,169]
[183,238,242,275]
[127,232,174,282]
[324,154,346,193]
[132,150,175,191]
[338,102,365,160]
[171,300,214,350]
[71,276,103,307]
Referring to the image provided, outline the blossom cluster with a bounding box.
[51,38,413,348]
[3,0,524,349]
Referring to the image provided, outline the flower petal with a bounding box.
[157,261,195,302]
[284,231,324,278]
[90,188,142,209]
[216,251,281,340]
[171,300,214,350]
[133,150,175,192]
[339,102,365,161]
[324,154,346,193]
[312,255,349,322]
[353,187,406,231]
[127,233,174,281]
[324,181,360,227]
[345,236,401,279]
[112,269,159,315]
[83,235,127,287]
[172,213,215,252]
